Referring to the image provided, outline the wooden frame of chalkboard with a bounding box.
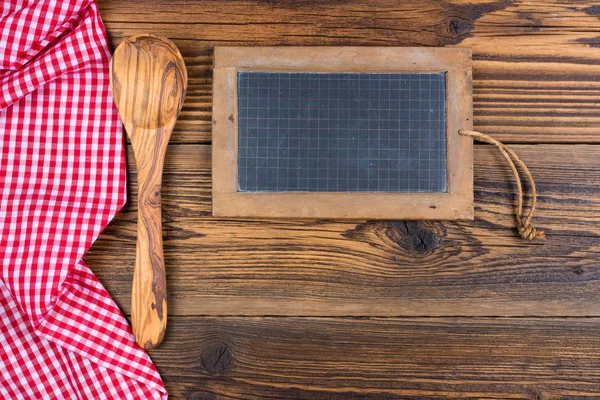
[212,47,473,219]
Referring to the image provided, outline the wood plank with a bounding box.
[151,316,600,399]
[97,0,600,143]
[85,143,600,317]
[90,2,600,397]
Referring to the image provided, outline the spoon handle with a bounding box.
[131,145,167,350]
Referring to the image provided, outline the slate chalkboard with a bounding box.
[212,46,472,219]
[237,71,447,193]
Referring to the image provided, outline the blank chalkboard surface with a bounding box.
[237,72,447,193]
[212,47,473,220]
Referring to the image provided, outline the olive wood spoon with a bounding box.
[110,34,187,349]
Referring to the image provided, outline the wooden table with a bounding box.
[88,1,600,398]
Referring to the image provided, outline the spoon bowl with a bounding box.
[111,34,187,131]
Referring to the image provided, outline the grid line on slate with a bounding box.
[237,72,447,193]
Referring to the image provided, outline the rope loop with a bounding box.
[458,129,545,241]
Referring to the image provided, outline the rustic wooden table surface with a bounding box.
[87,1,600,398]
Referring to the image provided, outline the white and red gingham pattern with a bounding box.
[0,0,167,398]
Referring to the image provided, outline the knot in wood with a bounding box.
[398,221,441,254]
[201,343,232,375]
[342,220,444,260]
[145,184,162,207]
[446,18,472,36]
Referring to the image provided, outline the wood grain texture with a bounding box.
[91,1,600,397]
[85,144,600,317]
[150,316,600,399]
[110,34,187,349]
[97,0,600,143]
[212,46,474,219]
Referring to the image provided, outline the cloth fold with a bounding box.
[0,0,168,398]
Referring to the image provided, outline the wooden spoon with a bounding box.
[110,34,187,349]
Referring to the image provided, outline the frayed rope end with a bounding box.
[460,129,546,242]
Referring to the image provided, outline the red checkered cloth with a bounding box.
[0,0,167,398]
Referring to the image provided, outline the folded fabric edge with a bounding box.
[33,185,168,398]
[1,1,169,397]
[35,259,168,399]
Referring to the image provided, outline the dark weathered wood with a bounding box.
[97,0,600,143]
[85,144,600,317]
[150,316,600,399]
[111,34,187,349]
[90,1,600,397]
